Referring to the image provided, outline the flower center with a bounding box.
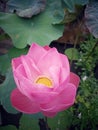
[35,76,52,88]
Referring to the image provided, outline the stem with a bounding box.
[70,31,79,67]
[44,116,50,130]
[70,20,83,67]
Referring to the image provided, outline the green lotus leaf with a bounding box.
[0,0,64,48]
[19,114,39,130]
[0,68,18,113]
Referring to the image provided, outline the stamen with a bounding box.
[35,76,52,88]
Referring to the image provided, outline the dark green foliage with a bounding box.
[85,1,98,38]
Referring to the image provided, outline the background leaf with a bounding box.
[26,112,44,119]
[0,68,18,113]
[0,125,17,130]
[6,0,46,18]
[0,47,28,75]
[0,54,10,75]
[54,0,89,24]
[48,111,72,130]
[8,46,28,59]
[0,46,29,112]
[64,48,79,60]
[49,1,65,25]
[0,0,64,49]
[85,1,98,38]
[19,114,39,130]
[61,0,89,12]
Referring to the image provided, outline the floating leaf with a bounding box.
[0,47,29,112]
[62,0,89,12]
[85,1,98,38]
[0,0,64,49]
[0,47,28,75]
[8,47,28,59]
[56,0,89,24]
[19,114,39,130]
[26,112,44,119]
[0,68,18,113]
[52,0,89,24]
[50,1,65,24]
[0,125,17,130]
[59,0,88,24]
[0,54,10,75]
[64,48,79,60]
[48,111,72,130]
[6,0,46,18]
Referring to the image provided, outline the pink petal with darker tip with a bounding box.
[43,45,51,51]
[50,83,76,113]
[11,88,40,114]
[31,91,58,104]
[70,72,80,88]
[40,83,76,113]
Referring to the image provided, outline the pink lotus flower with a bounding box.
[11,43,80,117]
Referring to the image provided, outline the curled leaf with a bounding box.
[85,1,98,38]
[6,0,46,18]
